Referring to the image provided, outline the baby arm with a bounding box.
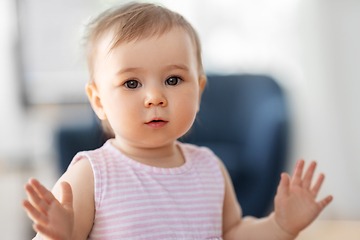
[220,159,333,240]
[22,158,95,240]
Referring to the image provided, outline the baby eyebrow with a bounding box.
[116,64,189,76]
[116,67,143,76]
[164,64,189,72]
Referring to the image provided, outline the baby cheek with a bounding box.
[175,97,198,125]
[104,100,137,125]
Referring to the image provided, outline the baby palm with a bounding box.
[274,160,333,236]
[22,179,74,240]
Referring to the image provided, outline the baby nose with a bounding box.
[144,88,168,107]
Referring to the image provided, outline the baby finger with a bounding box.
[24,183,49,214]
[29,178,56,204]
[310,173,325,198]
[22,199,48,226]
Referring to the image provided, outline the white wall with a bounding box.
[0,0,27,164]
[0,1,30,238]
[295,0,360,220]
[322,0,360,219]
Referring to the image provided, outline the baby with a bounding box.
[22,2,333,240]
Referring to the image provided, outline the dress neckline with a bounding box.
[103,139,193,175]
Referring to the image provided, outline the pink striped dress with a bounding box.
[70,139,225,239]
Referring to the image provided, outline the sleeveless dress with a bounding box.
[69,139,225,239]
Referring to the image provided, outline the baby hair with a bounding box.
[84,2,204,82]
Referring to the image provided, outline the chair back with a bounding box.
[181,74,289,217]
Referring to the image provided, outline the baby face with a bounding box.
[87,27,206,150]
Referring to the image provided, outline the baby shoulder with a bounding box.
[57,157,94,194]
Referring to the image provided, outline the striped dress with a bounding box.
[70,139,225,239]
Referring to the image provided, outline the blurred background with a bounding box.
[0,0,359,238]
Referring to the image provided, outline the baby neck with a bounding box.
[111,139,185,168]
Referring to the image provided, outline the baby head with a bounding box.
[84,2,206,148]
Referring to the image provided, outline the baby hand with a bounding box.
[273,160,333,236]
[22,179,74,240]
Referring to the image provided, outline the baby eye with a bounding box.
[124,80,141,89]
[166,76,181,86]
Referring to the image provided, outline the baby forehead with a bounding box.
[92,29,198,70]
[98,27,197,54]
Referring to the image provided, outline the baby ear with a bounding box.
[86,83,107,120]
[197,75,207,112]
[198,75,207,96]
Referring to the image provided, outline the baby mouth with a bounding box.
[145,119,168,128]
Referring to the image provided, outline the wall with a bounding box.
[296,0,360,220]
[0,0,27,165]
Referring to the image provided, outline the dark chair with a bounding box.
[56,117,106,174]
[181,74,289,217]
[56,74,289,218]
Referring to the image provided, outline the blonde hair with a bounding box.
[85,2,204,82]
[83,2,204,138]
